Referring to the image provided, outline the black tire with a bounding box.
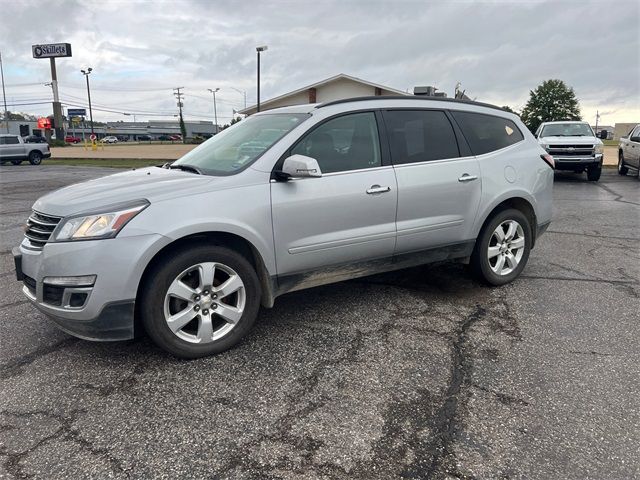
[140,245,261,358]
[618,152,628,176]
[11,159,22,165]
[28,151,42,165]
[587,165,601,181]
[470,208,532,286]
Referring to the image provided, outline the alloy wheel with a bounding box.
[487,220,525,276]
[163,262,245,344]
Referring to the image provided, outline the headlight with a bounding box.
[595,144,603,154]
[53,200,149,241]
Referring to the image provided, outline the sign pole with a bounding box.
[0,51,8,133]
[49,57,64,141]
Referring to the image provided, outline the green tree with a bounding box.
[520,79,581,133]
[501,105,517,114]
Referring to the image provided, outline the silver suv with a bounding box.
[13,97,554,357]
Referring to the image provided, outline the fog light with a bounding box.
[43,275,96,287]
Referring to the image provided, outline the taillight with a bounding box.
[541,153,554,169]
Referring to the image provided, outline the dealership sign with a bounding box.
[32,43,72,59]
[67,108,86,117]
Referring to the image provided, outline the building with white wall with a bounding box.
[239,73,408,115]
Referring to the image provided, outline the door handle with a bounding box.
[366,185,391,194]
[458,174,478,182]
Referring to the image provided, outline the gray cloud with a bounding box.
[1,0,638,124]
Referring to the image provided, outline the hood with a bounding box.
[539,136,601,145]
[33,167,220,216]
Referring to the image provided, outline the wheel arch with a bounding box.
[135,231,276,332]
[474,196,538,248]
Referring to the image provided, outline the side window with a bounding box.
[632,126,640,138]
[291,112,381,174]
[383,110,459,164]
[451,111,524,156]
[1,136,19,145]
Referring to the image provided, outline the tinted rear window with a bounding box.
[451,111,524,156]
[383,110,459,164]
[0,136,20,145]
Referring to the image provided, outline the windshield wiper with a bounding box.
[168,164,203,175]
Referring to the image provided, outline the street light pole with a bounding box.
[207,88,219,134]
[229,86,247,110]
[256,45,268,113]
[81,68,94,136]
[0,51,8,133]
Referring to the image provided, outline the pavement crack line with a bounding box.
[0,338,79,380]
[402,305,487,480]
[593,182,640,207]
[0,409,130,479]
[545,230,637,242]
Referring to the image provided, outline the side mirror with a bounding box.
[277,154,322,180]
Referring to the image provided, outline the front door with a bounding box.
[271,112,397,278]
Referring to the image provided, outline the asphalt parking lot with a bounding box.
[0,165,638,479]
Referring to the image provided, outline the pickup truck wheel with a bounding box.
[141,245,261,358]
[11,159,22,165]
[28,151,43,165]
[587,165,601,181]
[618,152,628,176]
[470,208,531,286]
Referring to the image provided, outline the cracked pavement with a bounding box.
[0,165,639,479]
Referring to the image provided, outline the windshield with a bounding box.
[172,113,310,175]
[540,123,593,137]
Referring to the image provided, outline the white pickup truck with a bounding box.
[0,134,51,165]
[535,121,604,181]
[618,124,640,177]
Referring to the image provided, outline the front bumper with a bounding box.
[553,153,603,171]
[13,233,166,341]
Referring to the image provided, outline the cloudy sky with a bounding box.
[1,0,638,126]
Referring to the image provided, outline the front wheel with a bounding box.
[618,152,628,175]
[587,165,601,181]
[141,245,261,358]
[470,209,531,286]
[28,151,42,165]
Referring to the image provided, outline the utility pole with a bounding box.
[0,51,8,132]
[207,88,219,134]
[174,87,185,143]
[594,110,600,137]
[230,86,247,111]
[81,68,94,136]
[49,58,65,140]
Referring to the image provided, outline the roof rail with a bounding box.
[316,95,507,112]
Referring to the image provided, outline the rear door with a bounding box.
[629,126,640,167]
[0,136,24,158]
[271,111,397,277]
[382,109,481,254]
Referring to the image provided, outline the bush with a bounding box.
[50,139,67,147]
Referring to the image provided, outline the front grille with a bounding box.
[24,211,61,249]
[548,144,594,157]
[23,275,36,296]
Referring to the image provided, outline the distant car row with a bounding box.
[20,133,196,144]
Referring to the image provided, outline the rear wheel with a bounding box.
[618,152,628,175]
[141,245,261,358]
[470,209,531,286]
[587,165,601,181]
[28,151,42,165]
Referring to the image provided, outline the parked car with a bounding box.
[157,135,171,141]
[0,134,51,165]
[101,136,119,144]
[12,96,553,357]
[24,135,48,144]
[535,121,603,181]
[169,135,182,141]
[116,135,129,142]
[137,134,152,141]
[618,124,640,177]
[65,135,81,144]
